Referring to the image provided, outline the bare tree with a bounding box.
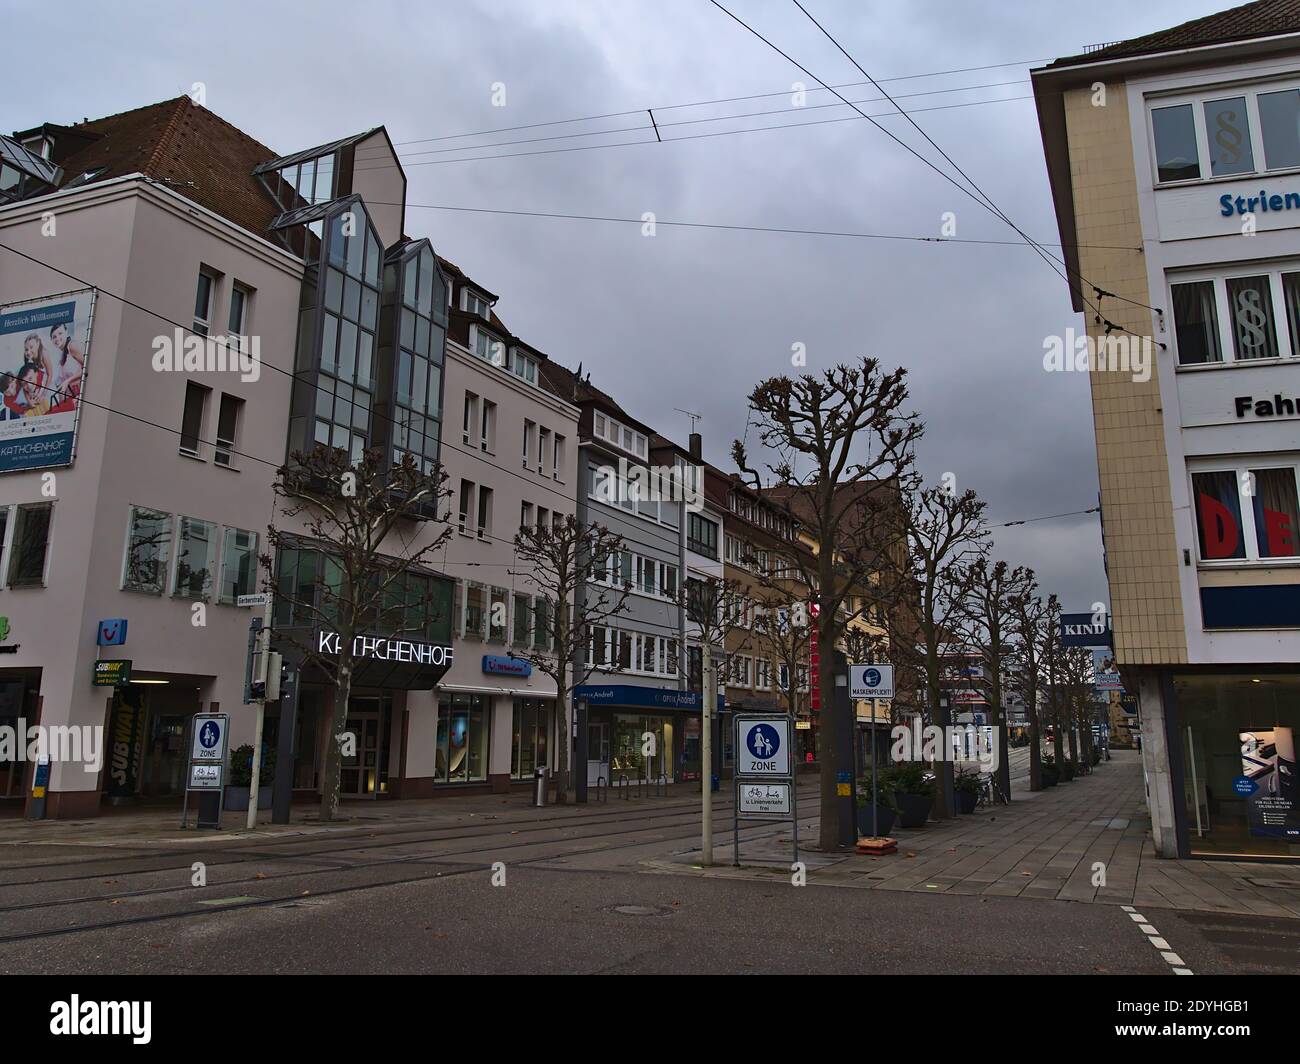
[899,486,989,818]
[265,446,452,822]
[1010,589,1057,791]
[734,357,922,851]
[956,559,1035,801]
[509,515,632,803]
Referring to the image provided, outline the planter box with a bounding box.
[224,785,272,812]
[956,788,978,814]
[857,803,896,838]
[895,791,933,829]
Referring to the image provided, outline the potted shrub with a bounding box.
[224,743,276,811]
[954,769,980,814]
[856,769,898,837]
[885,763,934,829]
[1040,754,1059,787]
[1060,759,1076,783]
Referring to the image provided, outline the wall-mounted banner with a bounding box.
[1060,612,1113,647]
[0,289,95,473]
[482,654,531,677]
[1240,728,1298,839]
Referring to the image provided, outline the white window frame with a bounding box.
[0,501,54,590]
[1147,76,1300,188]
[1189,454,1300,566]
[122,505,174,595]
[1170,261,1300,369]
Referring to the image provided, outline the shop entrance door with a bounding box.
[587,722,610,786]
[341,698,382,797]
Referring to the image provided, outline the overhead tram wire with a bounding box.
[364,78,1032,163]
[707,0,1161,343]
[348,58,1050,154]
[350,92,1035,170]
[788,0,1162,320]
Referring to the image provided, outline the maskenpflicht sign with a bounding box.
[735,717,790,776]
[850,664,894,700]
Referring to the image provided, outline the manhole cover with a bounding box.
[608,904,675,917]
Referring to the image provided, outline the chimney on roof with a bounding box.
[688,432,702,462]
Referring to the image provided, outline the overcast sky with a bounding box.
[5,0,1227,610]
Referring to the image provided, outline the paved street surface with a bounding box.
[0,750,1296,974]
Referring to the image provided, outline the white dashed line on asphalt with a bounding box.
[1127,909,1194,975]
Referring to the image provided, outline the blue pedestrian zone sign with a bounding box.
[736,717,791,776]
[190,715,227,763]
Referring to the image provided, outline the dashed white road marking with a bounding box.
[1126,909,1193,975]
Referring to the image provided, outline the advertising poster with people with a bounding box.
[1239,728,1299,838]
[0,289,95,473]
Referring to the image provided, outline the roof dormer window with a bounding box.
[463,290,491,319]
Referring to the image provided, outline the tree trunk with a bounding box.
[816,611,840,850]
[989,666,1010,801]
[1067,704,1080,770]
[320,659,353,822]
[554,686,570,805]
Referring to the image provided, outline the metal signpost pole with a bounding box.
[790,715,799,868]
[871,706,879,838]
[179,715,193,829]
[701,643,713,866]
[732,715,740,868]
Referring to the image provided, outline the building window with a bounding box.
[511,698,552,779]
[463,582,486,639]
[1169,266,1300,366]
[756,659,771,690]
[553,434,565,480]
[458,480,474,536]
[228,283,251,337]
[473,327,503,366]
[512,350,538,384]
[480,399,496,452]
[435,692,488,783]
[463,392,477,445]
[464,290,491,318]
[391,243,445,476]
[1226,275,1279,361]
[522,419,534,468]
[312,200,381,464]
[513,592,532,644]
[1204,97,1255,177]
[1258,88,1300,170]
[476,486,493,540]
[218,528,258,604]
[179,380,209,458]
[1152,104,1200,182]
[123,506,173,594]
[1150,80,1300,184]
[173,516,216,599]
[5,503,52,588]
[1172,281,1222,365]
[688,513,719,558]
[1193,463,1300,562]
[214,394,243,468]
[193,269,216,335]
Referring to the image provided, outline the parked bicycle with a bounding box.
[976,774,1009,809]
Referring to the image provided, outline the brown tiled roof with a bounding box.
[45,97,281,237]
[1051,0,1300,66]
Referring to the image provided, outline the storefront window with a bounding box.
[511,698,552,779]
[1177,673,1300,858]
[435,693,488,783]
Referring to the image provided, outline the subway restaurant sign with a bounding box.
[92,659,132,687]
